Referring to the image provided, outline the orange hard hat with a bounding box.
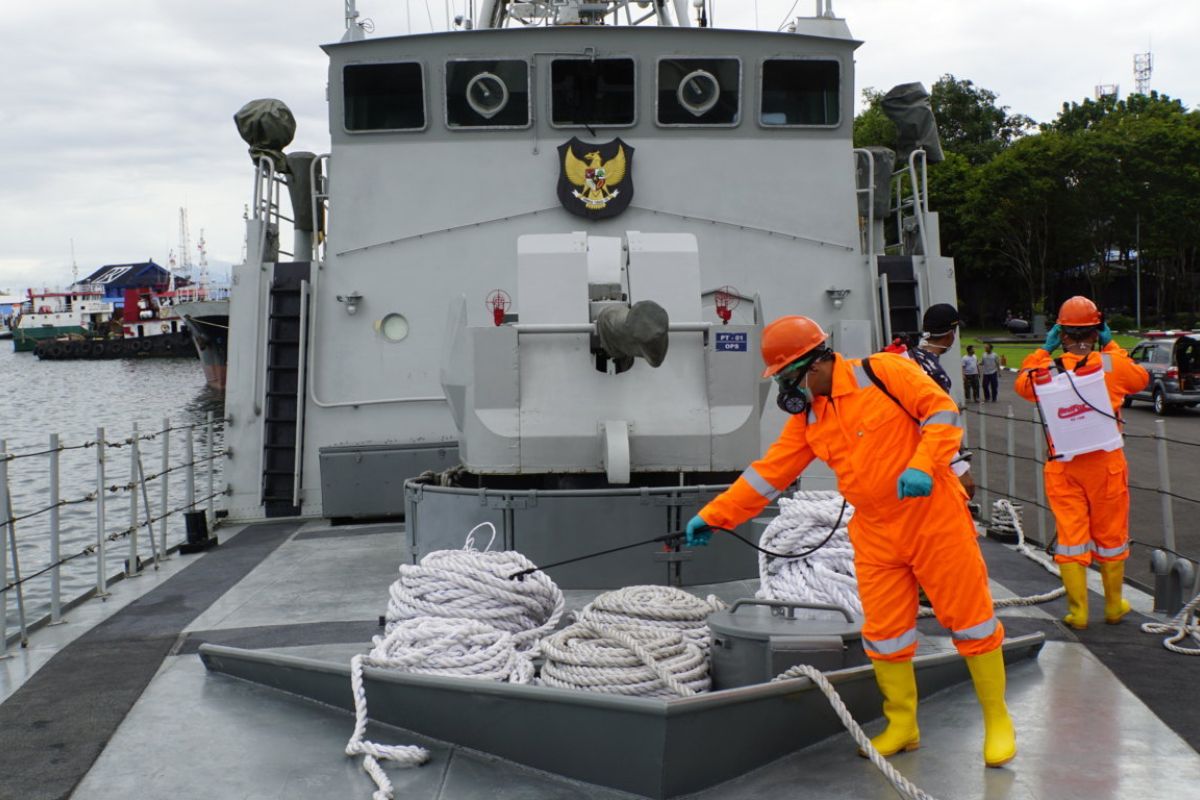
[760,316,829,378]
[1057,296,1101,327]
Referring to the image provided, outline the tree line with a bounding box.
[854,76,1200,330]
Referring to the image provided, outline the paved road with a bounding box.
[963,371,1200,591]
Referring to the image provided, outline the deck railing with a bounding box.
[1,414,227,654]
[961,402,1200,616]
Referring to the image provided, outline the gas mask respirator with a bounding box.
[775,360,817,415]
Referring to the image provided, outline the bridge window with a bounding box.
[657,57,740,126]
[343,62,426,131]
[446,60,530,128]
[760,59,839,126]
[551,58,636,127]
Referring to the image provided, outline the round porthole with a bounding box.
[466,72,509,119]
[677,69,720,117]
[380,313,409,342]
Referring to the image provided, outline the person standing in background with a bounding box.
[962,345,981,403]
[980,343,1001,402]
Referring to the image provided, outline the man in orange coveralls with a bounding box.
[686,316,1016,767]
[1014,296,1149,629]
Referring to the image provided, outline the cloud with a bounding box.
[0,0,1195,290]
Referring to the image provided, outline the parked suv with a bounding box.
[1126,333,1200,414]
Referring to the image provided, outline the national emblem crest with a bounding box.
[556,137,634,219]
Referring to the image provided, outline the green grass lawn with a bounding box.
[958,329,1141,369]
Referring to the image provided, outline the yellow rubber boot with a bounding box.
[860,659,920,757]
[1059,561,1089,630]
[965,648,1017,767]
[1098,560,1132,624]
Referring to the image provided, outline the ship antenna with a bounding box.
[342,0,374,41]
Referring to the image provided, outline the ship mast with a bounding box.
[475,0,693,28]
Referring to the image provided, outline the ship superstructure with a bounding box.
[222,0,957,523]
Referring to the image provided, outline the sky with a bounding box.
[1,0,1194,293]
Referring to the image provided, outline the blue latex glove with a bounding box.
[685,514,711,547]
[1043,324,1062,353]
[897,468,933,499]
[1098,322,1113,347]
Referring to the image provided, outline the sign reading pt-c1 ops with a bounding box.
[557,137,634,219]
[715,332,748,352]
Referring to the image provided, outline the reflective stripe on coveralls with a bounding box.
[1015,342,1150,565]
[700,352,1003,661]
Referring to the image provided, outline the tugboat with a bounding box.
[10,285,115,351]
[31,286,196,360]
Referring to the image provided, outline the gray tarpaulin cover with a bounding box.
[596,301,670,373]
[233,99,296,172]
[285,152,322,234]
[855,147,895,220]
[881,83,944,164]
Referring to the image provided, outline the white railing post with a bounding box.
[186,424,196,511]
[96,427,108,597]
[206,411,216,523]
[127,422,141,577]
[1033,424,1047,544]
[0,439,9,658]
[978,409,989,512]
[49,433,63,623]
[1155,418,1176,553]
[160,417,170,556]
[1006,406,1016,499]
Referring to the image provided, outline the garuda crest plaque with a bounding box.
[557,137,634,219]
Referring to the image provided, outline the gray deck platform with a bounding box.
[1,519,1197,800]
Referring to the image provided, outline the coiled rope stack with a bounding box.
[540,622,711,697]
[756,491,862,617]
[347,523,564,800]
[536,585,724,697]
[574,584,726,650]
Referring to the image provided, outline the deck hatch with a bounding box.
[343,61,426,132]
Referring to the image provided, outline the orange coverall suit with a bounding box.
[700,353,1003,662]
[1014,343,1149,565]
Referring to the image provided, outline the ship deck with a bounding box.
[2,519,1198,800]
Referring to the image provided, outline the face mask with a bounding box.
[776,368,813,415]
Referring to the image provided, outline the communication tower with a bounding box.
[177,208,194,278]
[1094,84,1119,101]
[196,229,210,291]
[1134,52,1153,95]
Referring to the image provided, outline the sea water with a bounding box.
[0,344,224,639]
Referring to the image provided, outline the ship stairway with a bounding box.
[876,255,922,344]
[261,262,310,517]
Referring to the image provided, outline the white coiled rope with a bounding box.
[574,585,726,650]
[540,622,711,697]
[772,664,942,800]
[386,522,565,650]
[348,523,565,800]
[756,492,862,617]
[1141,592,1200,655]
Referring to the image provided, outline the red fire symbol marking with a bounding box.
[485,289,512,327]
[714,286,741,325]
